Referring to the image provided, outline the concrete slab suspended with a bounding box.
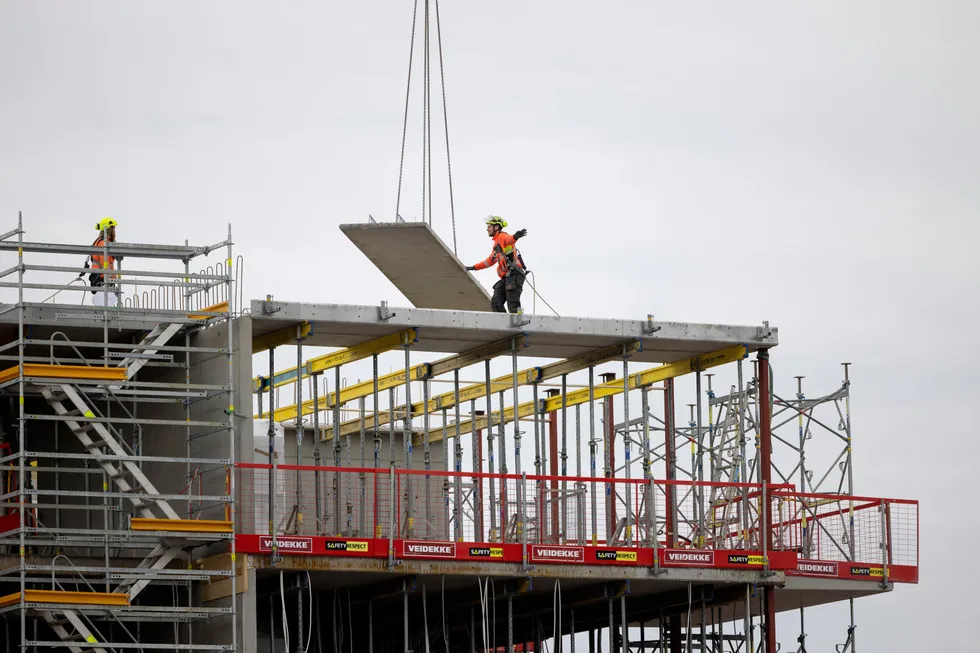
[248,300,779,364]
[340,221,491,312]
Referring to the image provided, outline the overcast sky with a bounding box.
[2,1,977,649]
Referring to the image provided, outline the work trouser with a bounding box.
[491,271,525,314]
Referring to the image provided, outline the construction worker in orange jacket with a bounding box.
[88,217,120,307]
[465,215,528,313]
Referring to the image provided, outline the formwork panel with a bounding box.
[340,222,491,311]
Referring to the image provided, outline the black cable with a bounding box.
[433,0,457,254]
[394,0,421,222]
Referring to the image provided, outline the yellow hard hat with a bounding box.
[96,217,118,231]
[484,215,507,228]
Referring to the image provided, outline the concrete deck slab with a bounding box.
[248,300,778,364]
[340,221,491,311]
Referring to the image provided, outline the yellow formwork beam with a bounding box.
[323,338,640,440]
[273,335,528,427]
[425,345,747,444]
[541,345,747,413]
[253,322,312,355]
[253,328,417,393]
[263,362,430,422]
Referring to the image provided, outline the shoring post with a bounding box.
[473,402,483,541]
[600,372,617,544]
[589,366,598,545]
[623,355,632,546]
[454,371,462,541]
[423,378,431,539]
[296,333,304,535]
[695,370,704,548]
[533,379,543,543]
[443,406,450,539]
[521,471,529,570]
[663,377,677,549]
[388,464,396,567]
[403,343,414,538]
[561,374,568,544]
[313,374,322,533]
[512,336,522,476]
[485,360,497,542]
[359,396,367,536]
[334,365,343,536]
[607,595,615,653]
[737,358,750,548]
[498,389,507,539]
[369,599,374,653]
[758,348,777,653]
[268,345,280,564]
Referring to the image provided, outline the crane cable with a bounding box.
[394,0,458,255]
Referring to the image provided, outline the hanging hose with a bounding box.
[552,579,563,653]
[280,572,290,653]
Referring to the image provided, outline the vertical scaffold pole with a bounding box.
[295,334,304,534]
[695,370,704,548]
[485,360,497,541]
[334,365,342,536]
[589,366,597,545]
[389,388,396,468]
[268,345,279,561]
[471,400,482,541]
[641,387,652,545]
[498,389,507,538]
[623,356,632,546]
[663,378,677,549]
[533,379,542,543]
[313,375,322,533]
[360,396,367,537]
[403,344,414,538]
[561,374,568,544]
[737,359,750,548]
[453,374,463,541]
[423,378,431,539]
[443,407,450,540]
[512,337,521,476]
[226,225,237,653]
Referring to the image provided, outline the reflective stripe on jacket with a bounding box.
[91,237,115,270]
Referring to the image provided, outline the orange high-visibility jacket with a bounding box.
[473,231,523,278]
[91,237,115,270]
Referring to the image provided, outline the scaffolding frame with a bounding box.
[0,213,238,652]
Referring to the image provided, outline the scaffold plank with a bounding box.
[1,589,130,607]
[0,364,128,384]
[340,221,491,311]
[130,518,233,533]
